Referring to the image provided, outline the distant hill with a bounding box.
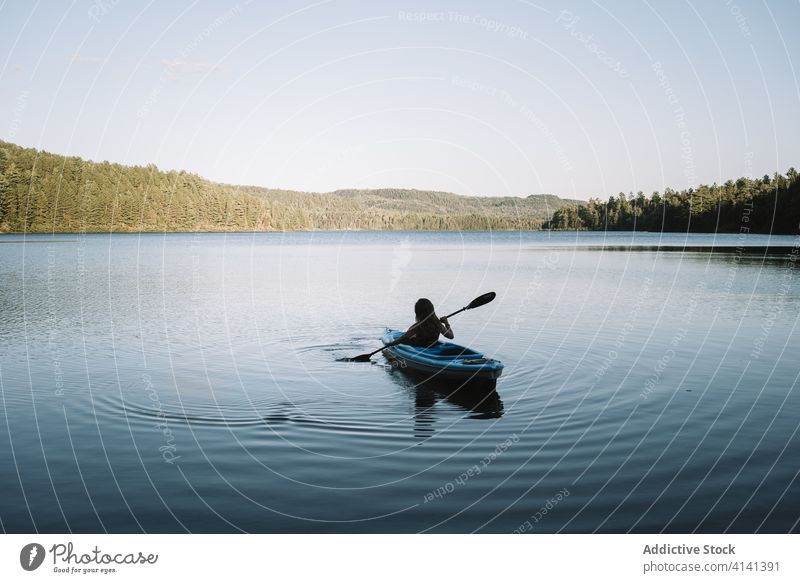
[0,140,580,233]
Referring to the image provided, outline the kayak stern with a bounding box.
[381,329,504,382]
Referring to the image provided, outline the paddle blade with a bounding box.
[338,354,373,363]
[466,291,496,310]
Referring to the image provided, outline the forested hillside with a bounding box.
[0,140,576,232]
[7,139,793,235]
[544,170,800,234]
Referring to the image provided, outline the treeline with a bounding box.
[0,140,576,232]
[11,139,793,235]
[243,188,577,231]
[544,170,800,234]
[0,141,268,232]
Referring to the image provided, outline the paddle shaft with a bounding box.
[443,306,468,320]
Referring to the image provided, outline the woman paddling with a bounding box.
[384,298,454,349]
[342,292,494,362]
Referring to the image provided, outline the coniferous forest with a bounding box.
[543,169,800,234]
[1,139,798,234]
[0,140,575,232]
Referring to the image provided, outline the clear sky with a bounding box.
[1,0,798,200]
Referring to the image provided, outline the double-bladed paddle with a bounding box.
[341,292,496,363]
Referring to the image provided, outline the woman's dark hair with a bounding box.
[414,298,435,321]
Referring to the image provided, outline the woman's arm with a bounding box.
[440,317,454,339]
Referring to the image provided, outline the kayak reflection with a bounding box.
[384,364,504,436]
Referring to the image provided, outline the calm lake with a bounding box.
[1,230,798,533]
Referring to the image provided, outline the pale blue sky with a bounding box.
[1,0,798,200]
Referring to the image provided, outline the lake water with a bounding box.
[1,230,798,533]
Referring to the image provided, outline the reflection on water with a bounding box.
[0,231,798,533]
[384,365,504,437]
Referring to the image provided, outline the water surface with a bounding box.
[1,231,798,532]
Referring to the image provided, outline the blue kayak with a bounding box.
[381,329,504,382]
